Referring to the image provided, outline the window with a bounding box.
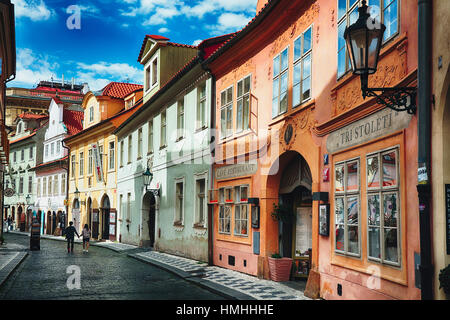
[89,106,94,122]
[29,146,33,159]
[51,142,54,156]
[236,76,251,133]
[45,145,49,158]
[177,99,185,139]
[48,176,52,196]
[337,0,398,78]
[88,148,93,175]
[219,188,231,234]
[293,26,312,106]
[43,177,47,197]
[148,120,153,154]
[19,177,24,194]
[152,58,158,86]
[197,84,207,130]
[195,178,206,226]
[61,174,66,195]
[127,135,132,163]
[71,155,76,178]
[367,148,400,265]
[37,178,41,197]
[175,180,184,225]
[127,193,131,222]
[13,151,16,163]
[53,175,59,195]
[145,66,150,90]
[160,110,167,148]
[220,86,233,139]
[119,194,123,220]
[99,145,104,169]
[335,158,360,256]
[272,47,289,118]
[56,140,60,155]
[21,149,24,161]
[234,186,249,237]
[79,152,84,176]
[137,128,143,158]
[28,176,33,194]
[109,141,115,170]
[120,140,124,167]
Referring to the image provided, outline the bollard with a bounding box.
[30,218,41,251]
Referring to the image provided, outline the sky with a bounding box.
[10,0,258,91]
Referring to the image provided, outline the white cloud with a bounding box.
[192,39,202,46]
[12,0,53,21]
[76,61,142,90]
[158,27,170,33]
[208,12,253,35]
[12,48,59,87]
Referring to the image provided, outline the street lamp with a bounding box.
[344,0,417,114]
[25,194,31,206]
[143,167,153,191]
[74,187,80,199]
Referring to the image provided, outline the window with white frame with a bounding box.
[61,173,66,195]
[148,120,154,154]
[120,140,124,167]
[220,86,233,139]
[335,158,360,256]
[21,149,24,161]
[272,47,289,118]
[218,188,232,234]
[19,177,24,194]
[29,146,33,159]
[99,145,104,170]
[197,83,207,130]
[234,185,249,237]
[45,145,49,158]
[56,140,60,155]
[71,155,76,178]
[337,0,399,78]
[293,26,312,107]
[79,152,84,176]
[127,193,131,221]
[109,141,115,170]
[119,194,123,220]
[51,142,55,156]
[175,180,184,225]
[89,106,94,122]
[127,135,132,163]
[138,128,143,159]
[152,57,158,86]
[145,66,150,90]
[53,175,59,195]
[28,176,33,194]
[160,110,167,148]
[88,148,93,175]
[43,177,47,197]
[48,176,52,196]
[367,148,400,265]
[177,99,184,140]
[195,177,206,226]
[236,76,251,133]
[13,151,16,163]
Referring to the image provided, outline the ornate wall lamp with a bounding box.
[344,0,417,114]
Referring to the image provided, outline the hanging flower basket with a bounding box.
[268,255,293,282]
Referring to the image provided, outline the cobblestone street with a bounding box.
[0,234,224,300]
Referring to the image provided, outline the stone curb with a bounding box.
[0,251,28,289]
[128,252,255,301]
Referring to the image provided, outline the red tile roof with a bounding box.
[9,131,36,145]
[63,109,84,137]
[101,82,143,99]
[16,112,48,121]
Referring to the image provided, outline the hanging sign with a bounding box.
[4,188,14,197]
[92,143,104,183]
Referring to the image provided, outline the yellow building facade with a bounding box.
[64,82,143,240]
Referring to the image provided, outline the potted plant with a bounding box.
[271,203,293,223]
[268,253,293,282]
[439,264,450,295]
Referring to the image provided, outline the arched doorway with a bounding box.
[46,211,52,235]
[268,151,313,279]
[72,199,80,233]
[142,191,156,247]
[101,195,110,240]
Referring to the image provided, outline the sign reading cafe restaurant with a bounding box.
[215,162,258,180]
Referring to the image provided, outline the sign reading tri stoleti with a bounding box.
[176,304,274,317]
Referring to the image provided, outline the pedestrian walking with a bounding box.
[81,224,91,253]
[64,221,79,253]
[7,216,12,232]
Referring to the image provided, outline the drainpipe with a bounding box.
[201,61,216,266]
[417,0,433,300]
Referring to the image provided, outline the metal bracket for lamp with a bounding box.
[361,74,417,115]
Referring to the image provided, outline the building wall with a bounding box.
[431,0,450,300]
[208,0,420,299]
[117,76,211,261]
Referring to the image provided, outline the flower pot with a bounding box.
[268,257,293,282]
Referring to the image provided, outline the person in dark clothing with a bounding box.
[65,221,80,253]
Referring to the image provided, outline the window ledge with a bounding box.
[193,223,206,230]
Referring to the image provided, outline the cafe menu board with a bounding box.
[446,185,450,254]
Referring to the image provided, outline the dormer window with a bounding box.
[152,58,158,86]
[89,106,94,122]
[146,56,158,92]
